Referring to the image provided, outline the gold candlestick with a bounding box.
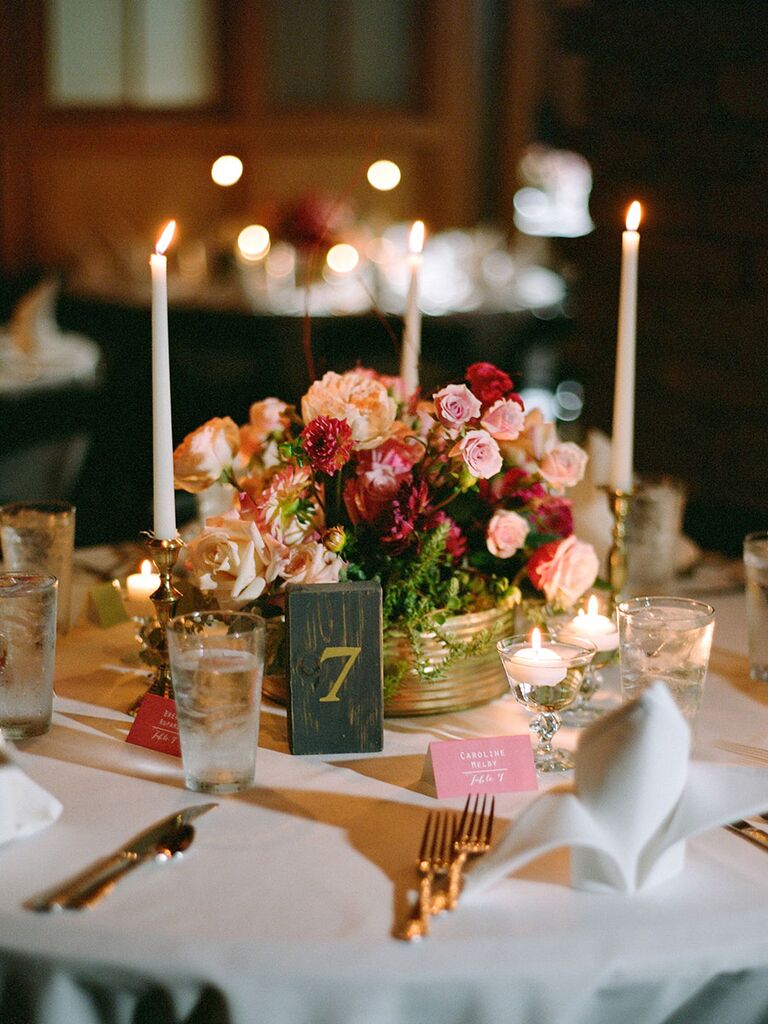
[132,535,183,710]
[604,488,633,608]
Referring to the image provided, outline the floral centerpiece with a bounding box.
[173,362,599,706]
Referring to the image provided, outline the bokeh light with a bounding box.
[237,224,271,261]
[211,155,244,187]
[326,243,359,274]
[367,160,402,191]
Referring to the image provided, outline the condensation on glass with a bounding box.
[47,0,218,108]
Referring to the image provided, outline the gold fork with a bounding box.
[446,794,495,910]
[396,811,455,941]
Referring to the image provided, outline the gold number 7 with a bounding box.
[317,646,361,703]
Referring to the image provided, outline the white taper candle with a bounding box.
[400,220,425,397]
[609,201,642,492]
[150,219,177,539]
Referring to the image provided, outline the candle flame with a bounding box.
[140,559,154,577]
[530,626,542,653]
[409,220,425,255]
[155,220,177,255]
[587,594,599,616]
[625,201,642,231]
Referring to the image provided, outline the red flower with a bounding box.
[378,479,432,551]
[427,511,468,561]
[530,497,573,539]
[478,467,546,506]
[301,417,354,476]
[526,539,561,591]
[465,362,514,406]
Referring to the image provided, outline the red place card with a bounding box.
[422,734,538,798]
[126,694,181,758]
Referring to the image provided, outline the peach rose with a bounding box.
[280,540,346,586]
[173,417,240,493]
[433,383,482,434]
[481,399,526,441]
[486,509,529,558]
[239,399,289,458]
[449,429,503,480]
[529,534,599,608]
[539,442,588,490]
[301,370,397,449]
[186,514,288,603]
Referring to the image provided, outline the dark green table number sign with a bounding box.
[286,581,383,755]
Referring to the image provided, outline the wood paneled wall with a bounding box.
[0,1,548,272]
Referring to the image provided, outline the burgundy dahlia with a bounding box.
[301,416,354,476]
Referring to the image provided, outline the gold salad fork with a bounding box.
[446,794,495,910]
[397,811,455,941]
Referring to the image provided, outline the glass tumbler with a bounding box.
[617,596,715,725]
[168,611,265,793]
[0,573,58,739]
[0,501,75,633]
[744,531,768,682]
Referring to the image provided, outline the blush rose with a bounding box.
[486,509,530,558]
[527,534,599,608]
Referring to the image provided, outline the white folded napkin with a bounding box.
[467,683,768,895]
[0,741,62,845]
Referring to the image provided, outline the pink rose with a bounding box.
[173,417,240,493]
[301,370,397,449]
[449,429,503,480]
[186,514,288,603]
[527,535,599,608]
[539,442,588,490]
[433,383,482,434]
[486,510,529,558]
[280,540,346,586]
[481,399,526,441]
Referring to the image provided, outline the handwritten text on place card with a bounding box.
[425,734,537,798]
[126,694,181,758]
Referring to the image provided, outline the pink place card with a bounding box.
[422,734,538,798]
[126,694,181,758]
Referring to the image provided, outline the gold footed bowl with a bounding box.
[261,605,516,717]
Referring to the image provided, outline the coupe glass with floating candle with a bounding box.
[497,628,596,772]
[549,594,619,726]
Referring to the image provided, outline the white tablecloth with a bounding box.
[1,577,766,1024]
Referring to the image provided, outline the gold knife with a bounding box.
[24,803,216,912]
[725,819,768,851]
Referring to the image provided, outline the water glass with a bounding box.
[617,596,715,725]
[0,573,58,739]
[0,502,75,633]
[744,531,768,681]
[167,611,265,793]
[626,476,687,595]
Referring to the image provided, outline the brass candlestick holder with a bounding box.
[604,487,633,608]
[132,535,183,710]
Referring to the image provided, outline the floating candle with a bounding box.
[559,595,619,653]
[509,627,568,685]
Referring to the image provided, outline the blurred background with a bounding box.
[1,0,766,552]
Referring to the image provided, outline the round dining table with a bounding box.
[1,560,766,1024]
